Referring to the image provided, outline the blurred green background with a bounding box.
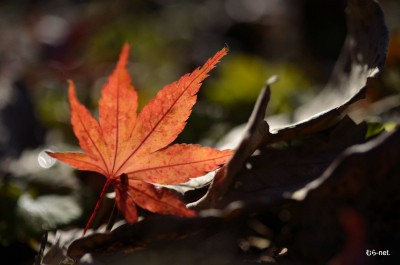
[0,0,399,264]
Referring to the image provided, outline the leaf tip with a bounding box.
[207,46,228,69]
[223,43,230,53]
[67,80,80,107]
[45,150,55,158]
[117,43,131,69]
[67,79,75,94]
[218,46,229,59]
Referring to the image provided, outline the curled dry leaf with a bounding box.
[212,117,368,209]
[193,80,272,209]
[279,127,400,264]
[67,216,222,261]
[195,0,388,209]
[269,0,388,143]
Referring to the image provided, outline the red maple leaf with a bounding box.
[49,44,232,234]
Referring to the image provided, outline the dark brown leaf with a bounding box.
[279,127,400,264]
[213,117,368,209]
[194,81,272,209]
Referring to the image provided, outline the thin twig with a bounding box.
[33,231,48,265]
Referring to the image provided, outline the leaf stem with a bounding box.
[83,178,113,236]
